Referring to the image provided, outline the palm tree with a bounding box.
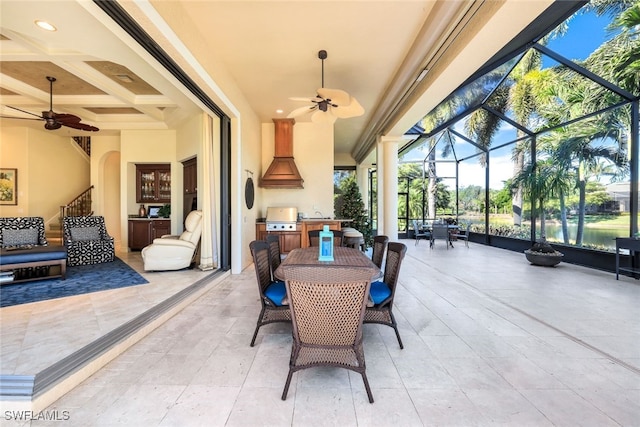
[536,1,638,245]
[511,157,573,248]
[541,117,628,245]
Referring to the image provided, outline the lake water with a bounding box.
[544,224,627,250]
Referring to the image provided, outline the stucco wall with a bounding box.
[259,121,334,219]
[120,130,177,249]
[0,126,90,229]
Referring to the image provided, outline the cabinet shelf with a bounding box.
[136,164,171,203]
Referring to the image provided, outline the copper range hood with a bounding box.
[259,118,304,188]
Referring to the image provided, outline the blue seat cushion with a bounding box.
[264,281,287,306]
[370,281,392,305]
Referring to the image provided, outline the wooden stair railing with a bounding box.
[73,136,91,156]
[60,186,94,224]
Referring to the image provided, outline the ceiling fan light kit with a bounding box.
[1,76,99,132]
[288,50,364,123]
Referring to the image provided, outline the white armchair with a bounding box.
[141,210,203,271]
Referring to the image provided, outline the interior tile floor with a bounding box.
[2,240,639,426]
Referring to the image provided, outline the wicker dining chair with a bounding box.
[265,234,282,280]
[371,235,389,269]
[249,240,291,346]
[308,229,344,247]
[282,265,374,403]
[364,242,407,349]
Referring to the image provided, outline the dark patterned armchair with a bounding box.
[0,217,48,248]
[63,216,114,266]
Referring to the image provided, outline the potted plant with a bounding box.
[512,159,568,267]
[158,204,171,218]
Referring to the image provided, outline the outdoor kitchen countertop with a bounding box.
[256,218,351,223]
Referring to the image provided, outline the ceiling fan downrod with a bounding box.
[46,76,56,112]
[318,50,327,88]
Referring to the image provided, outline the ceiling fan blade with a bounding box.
[0,115,44,121]
[53,113,100,131]
[287,105,317,118]
[53,113,82,123]
[330,96,365,119]
[311,110,337,124]
[289,96,322,103]
[6,105,44,119]
[317,88,351,106]
[62,122,100,132]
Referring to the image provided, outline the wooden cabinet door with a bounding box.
[128,220,152,250]
[281,232,302,253]
[182,158,197,194]
[256,224,267,241]
[152,220,171,239]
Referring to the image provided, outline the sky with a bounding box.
[451,9,617,190]
[544,11,613,65]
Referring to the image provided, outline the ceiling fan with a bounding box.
[0,76,99,132]
[287,50,364,124]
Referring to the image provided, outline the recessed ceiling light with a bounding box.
[35,20,57,32]
[276,109,283,114]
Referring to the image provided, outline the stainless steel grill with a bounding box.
[266,207,298,231]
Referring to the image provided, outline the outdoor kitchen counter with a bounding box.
[254,218,352,223]
[256,219,351,252]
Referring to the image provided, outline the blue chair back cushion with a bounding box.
[264,281,287,306]
[369,281,392,305]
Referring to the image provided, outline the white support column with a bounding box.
[357,163,369,215]
[377,136,401,240]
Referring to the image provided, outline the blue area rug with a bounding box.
[0,257,148,308]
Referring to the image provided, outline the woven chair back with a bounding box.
[382,242,407,297]
[265,234,282,277]
[285,266,371,346]
[250,240,274,302]
[371,235,389,268]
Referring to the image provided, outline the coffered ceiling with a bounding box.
[0,0,565,160]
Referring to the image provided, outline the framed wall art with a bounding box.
[0,168,17,205]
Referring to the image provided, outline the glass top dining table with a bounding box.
[274,246,381,282]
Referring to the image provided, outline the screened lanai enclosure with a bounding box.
[388,1,639,271]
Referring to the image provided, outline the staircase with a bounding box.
[47,186,94,244]
[46,138,92,244]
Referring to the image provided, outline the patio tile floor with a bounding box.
[2,240,639,426]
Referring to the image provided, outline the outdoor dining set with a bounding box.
[249,232,407,403]
[412,219,470,249]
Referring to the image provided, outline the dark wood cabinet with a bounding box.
[300,220,343,248]
[182,157,198,222]
[136,164,171,203]
[128,219,171,250]
[256,223,302,254]
[182,158,197,194]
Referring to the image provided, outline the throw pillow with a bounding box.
[70,226,100,241]
[2,228,39,247]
